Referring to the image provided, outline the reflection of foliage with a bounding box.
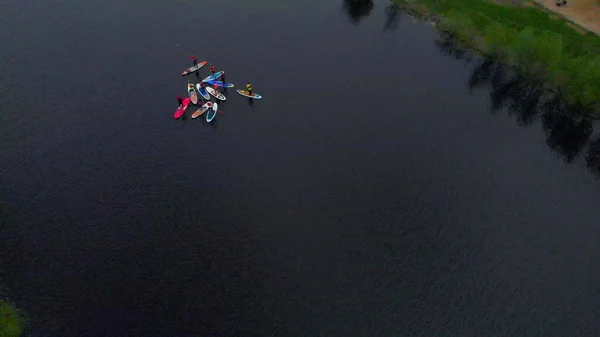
[507,78,543,127]
[435,33,474,63]
[383,5,401,31]
[587,137,600,177]
[403,0,600,178]
[460,44,595,166]
[392,0,600,114]
[342,0,374,24]
[542,106,592,163]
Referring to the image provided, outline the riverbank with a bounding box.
[0,300,24,337]
[533,0,600,35]
[391,0,600,117]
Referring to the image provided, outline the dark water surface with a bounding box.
[2,0,600,336]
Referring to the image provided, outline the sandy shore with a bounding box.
[533,0,600,34]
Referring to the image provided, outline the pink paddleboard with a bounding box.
[174,97,191,119]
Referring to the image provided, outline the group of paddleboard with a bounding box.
[175,55,262,121]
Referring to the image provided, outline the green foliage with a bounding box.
[531,31,564,77]
[0,300,24,337]
[439,12,479,42]
[391,0,600,116]
[511,27,536,66]
[483,22,514,56]
[564,56,600,107]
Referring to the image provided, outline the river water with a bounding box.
[2,0,600,336]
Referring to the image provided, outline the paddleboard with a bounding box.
[236,90,262,99]
[202,71,223,83]
[181,61,207,76]
[188,84,198,104]
[206,87,227,101]
[207,80,234,88]
[196,83,210,100]
[206,102,218,122]
[191,102,213,119]
[174,97,191,119]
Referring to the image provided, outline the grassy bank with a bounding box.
[391,0,600,116]
[0,300,24,337]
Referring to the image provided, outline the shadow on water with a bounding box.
[341,0,374,24]
[383,5,401,31]
[434,32,600,178]
[587,137,600,176]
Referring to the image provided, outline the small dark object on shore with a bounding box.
[556,0,567,7]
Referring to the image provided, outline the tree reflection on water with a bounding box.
[383,5,401,31]
[342,0,374,24]
[434,32,600,178]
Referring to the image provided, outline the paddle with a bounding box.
[176,43,192,58]
[176,44,202,67]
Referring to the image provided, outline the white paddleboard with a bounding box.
[206,87,227,101]
[181,61,207,76]
[191,102,213,119]
[206,102,218,122]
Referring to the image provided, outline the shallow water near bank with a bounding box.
[1,0,600,336]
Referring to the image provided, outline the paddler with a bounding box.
[177,96,184,108]
[189,55,198,67]
[210,64,216,74]
[221,71,226,84]
[214,82,220,94]
[246,81,253,96]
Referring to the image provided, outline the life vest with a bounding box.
[246,83,253,91]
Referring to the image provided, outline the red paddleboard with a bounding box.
[181,61,207,76]
[174,97,191,119]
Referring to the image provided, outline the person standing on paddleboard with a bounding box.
[246,81,253,95]
[214,83,220,94]
[221,71,226,84]
[210,64,216,74]
[189,55,198,67]
[177,96,184,108]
